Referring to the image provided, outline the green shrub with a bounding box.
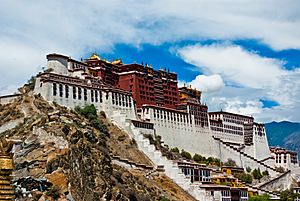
[27,76,36,90]
[246,166,252,173]
[193,154,203,163]
[45,185,60,199]
[181,149,192,160]
[213,158,221,166]
[280,189,297,201]
[171,147,179,153]
[160,197,170,201]
[252,168,263,180]
[275,166,285,173]
[262,170,269,176]
[234,172,253,184]
[248,194,270,201]
[75,105,108,134]
[224,158,237,167]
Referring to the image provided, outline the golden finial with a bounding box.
[88,53,101,60]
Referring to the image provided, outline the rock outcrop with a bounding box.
[0,92,196,201]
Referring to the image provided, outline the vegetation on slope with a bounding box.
[0,92,197,201]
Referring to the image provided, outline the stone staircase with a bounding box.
[110,154,154,170]
[239,180,280,198]
[122,122,205,200]
[213,136,280,174]
[258,170,291,190]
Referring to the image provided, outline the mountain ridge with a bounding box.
[265,121,300,157]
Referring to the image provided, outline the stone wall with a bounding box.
[0,94,21,105]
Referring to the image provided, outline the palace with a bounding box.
[33,53,300,200]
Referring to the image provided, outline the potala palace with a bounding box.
[31,53,300,200]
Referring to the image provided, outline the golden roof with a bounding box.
[88,53,101,60]
[112,59,122,65]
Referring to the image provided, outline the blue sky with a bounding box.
[0,0,300,122]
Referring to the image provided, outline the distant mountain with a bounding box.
[265,121,300,156]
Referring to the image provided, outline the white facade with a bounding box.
[141,105,215,158]
[33,53,300,182]
[271,147,299,170]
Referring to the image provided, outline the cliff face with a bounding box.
[0,91,196,201]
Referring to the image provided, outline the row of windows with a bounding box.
[223,114,252,123]
[53,83,103,103]
[180,168,211,183]
[221,190,231,197]
[224,129,243,135]
[112,92,132,108]
[211,126,243,135]
[132,121,153,129]
[211,127,224,132]
[152,109,191,124]
[224,119,246,125]
[224,124,243,131]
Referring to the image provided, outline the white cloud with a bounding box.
[178,43,285,89]
[189,74,224,92]
[0,0,300,121]
[177,43,300,122]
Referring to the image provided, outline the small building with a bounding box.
[294,187,300,201]
[211,172,239,187]
[199,184,232,201]
[270,147,299,170]
[221,166,244,175]
[0,94,21,105]
[230,187,248,201]
[177,160,211,183]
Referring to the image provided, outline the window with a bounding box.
[115,93,118,105]
[53,83,57,96]
[59,84,63,97]
[91,90,94,102]
[84,88,87,101]
[73,86,76,99]
[95,90,98,102]
[65,85,69,98]
[78,88,82,100]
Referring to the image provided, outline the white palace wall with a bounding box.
[142,107,216,158]
[34,53,281,176]
[34,76,136,122]
[253,132,272,161]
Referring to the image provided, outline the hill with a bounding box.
[265,121,300,156]
[0,90,196,201]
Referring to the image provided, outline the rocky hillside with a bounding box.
[265,121,300,156]
[0,90,196,201]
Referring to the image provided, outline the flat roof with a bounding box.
[0,93,21,99]
[209,111,254,120]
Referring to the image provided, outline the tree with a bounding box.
[213,158,221,167]
[275,166,285,173]
[234,172,253,184]
[246,166,252,173]
[262,170,269,176]
[280,189,297,201]
[206,157,214,165]
[27,76,36,90]
[181,149,192,160]
[252,168,263,180]
[171,147,179,153]
[75,105,108,134]
[248,194,270,201]
[224,158,237,167]
[193,154,203,163]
